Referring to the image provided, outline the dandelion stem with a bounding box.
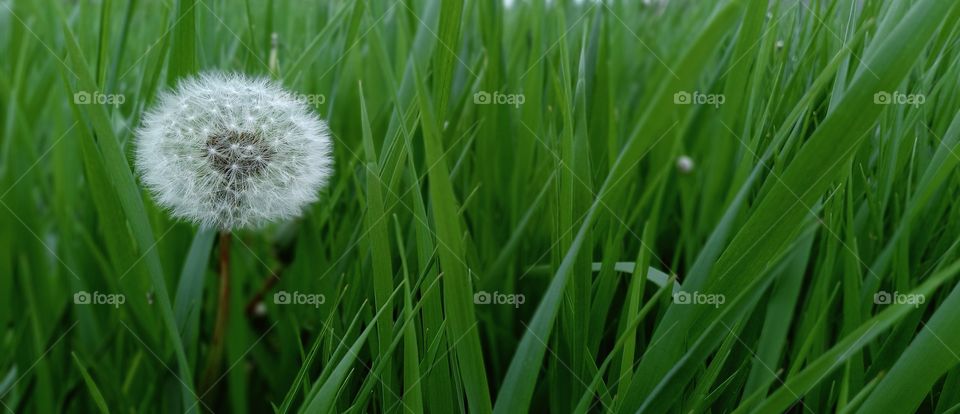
[201,230,231,399]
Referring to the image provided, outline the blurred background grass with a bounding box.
[3,0,960,412]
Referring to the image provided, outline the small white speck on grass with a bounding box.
[253,301,267,316]
[677,155,695,174]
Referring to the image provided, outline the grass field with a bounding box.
[3,0,960,412]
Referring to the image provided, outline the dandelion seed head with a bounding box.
[136,72,333,229]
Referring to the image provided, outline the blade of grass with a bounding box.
[493,2,749,411]
[412,58,493,414]
[71,352,110,414]
[62,23,197,411]
[751,258,960,414]
[359,81,397,410]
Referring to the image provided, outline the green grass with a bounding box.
[3,0,960,412]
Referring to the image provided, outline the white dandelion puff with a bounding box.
[136,72,333,230]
